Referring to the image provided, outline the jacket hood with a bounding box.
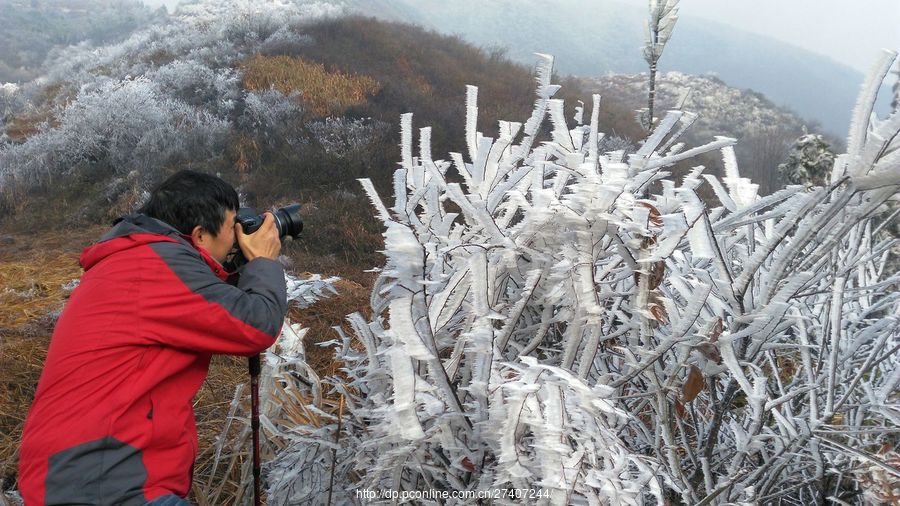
[79,214,227,279]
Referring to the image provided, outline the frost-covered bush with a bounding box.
[42,1,343,88]
[307,116,391,158]
[211,0,321,47]
[0,77,228,196]
[259,26,315,56]
[0,83,27,123]
[248,53,899,504]
[146,61,241,116]
[239,89,308,151]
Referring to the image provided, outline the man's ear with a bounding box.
[191,224,205,244]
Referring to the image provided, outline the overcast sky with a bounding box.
[142,0,899,74]
[678,0,900,74]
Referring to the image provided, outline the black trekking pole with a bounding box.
[249,353,262,506]
[226,267,263,506]
[230,204,304,506]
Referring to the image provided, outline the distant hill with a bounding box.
[353,0,875,137]
[0,0,166,83]
[584,72,837,194]
[1,0,885,138]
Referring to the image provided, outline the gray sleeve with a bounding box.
[149,242,288,339]
[235,257,289,334]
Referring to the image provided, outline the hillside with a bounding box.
[584,72,844,194]
[0,8,641,264]
[0,0,827,215]
[0,1,836,259]
[1,0,882,137]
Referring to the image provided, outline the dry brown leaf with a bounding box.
[648,261,666,290]
[683,366,704,403]
[710,317,723,343]
[638,202,663,226]
[695,342,722,365]
[648,303,669,324]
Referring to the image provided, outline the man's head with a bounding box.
[139,170,240,264]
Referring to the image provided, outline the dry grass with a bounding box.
[0,224,375,501]
[188,354,255,505]
[240,54,380,117]
[3,110,55,143]
[0,253,81,329]
[0,233,89,490]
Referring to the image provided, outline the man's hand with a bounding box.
[235,212,281,261]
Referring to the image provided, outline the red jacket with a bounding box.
[18,215,287,505]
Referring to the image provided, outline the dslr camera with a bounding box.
[236,203,303,238]
[225,203,303,272]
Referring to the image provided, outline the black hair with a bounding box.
[139,170,239,236]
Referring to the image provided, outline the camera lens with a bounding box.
[236,204,302,238]
[273,204,303,239]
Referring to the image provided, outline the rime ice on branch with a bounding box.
[261,52,899,505]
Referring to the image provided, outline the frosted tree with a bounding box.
[240,88,308,151]
[640,0,679,131]
[0,83,26,125]
[307,117,391,159]
[778,134,836,187]
[235,50,900,505]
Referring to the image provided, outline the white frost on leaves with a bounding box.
[285,272,340,309]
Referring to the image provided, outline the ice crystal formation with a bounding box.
[257,52,898,504]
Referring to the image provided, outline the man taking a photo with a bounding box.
[18,170,287,505]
